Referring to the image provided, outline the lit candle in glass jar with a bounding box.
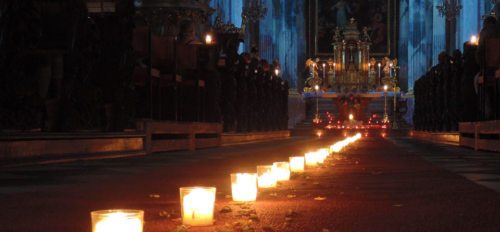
[179,187,216,226]
[305,152,319,167]
[257,165,276,188]
[272,162,291,181]
[316,148,329,164]
[231,173,257,202]
[289,156,305,173]
[91,209,144,232]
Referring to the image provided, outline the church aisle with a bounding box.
[0,136,499,231]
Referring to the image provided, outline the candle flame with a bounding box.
[470,35,478,45]
[205,34,212,44]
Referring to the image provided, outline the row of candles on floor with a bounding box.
[90,133,363,231]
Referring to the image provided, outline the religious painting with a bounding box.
[311,0,396,57]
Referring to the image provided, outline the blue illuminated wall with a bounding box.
[209,0,306,89]
[210,0,493,91]
[258,0,306,89]
[400,0,493,91]
[209,0,243,28]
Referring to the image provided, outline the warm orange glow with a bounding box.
[257,165,276,188]
[289,156,305,173]
[205,34,213,44]
[180,187,216,226]
[231,173,257,202]
[272,162,291,181]
[349,113,354,120]
[470,35,478,45]
[91,210,144,232]
[274,69,279,76]
[305,152,319,167]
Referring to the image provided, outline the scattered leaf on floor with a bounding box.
[286,209,298,217]
[220,206,232,213]
[171,225,188,232]
[149,194,160,198]
[249,213,259,221]
[262,226,275,232]
[159,211,170,218]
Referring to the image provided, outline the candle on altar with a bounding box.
[91,210,144,232]
[333,63,336,80]
[378,63,381,85]
[179,187,216,226]
[389,63,393,78]
[274,68,279,77]
[257,165,276,188]
[231,173,257,202]
[289,156,305,173]
[322,63,326,79]
[205,34,212,45]
[272,162,291,181]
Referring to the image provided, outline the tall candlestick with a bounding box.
[322,63,326,80]
[390,63,393,78]
[378,63,381,86]
[333,63,336,82]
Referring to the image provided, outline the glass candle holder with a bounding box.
[257,165,277,188]
[272,162,290,181]
[231,173,257,202]
[305,152,319,167]
[91,209,144,232]
[317,149,329,164]
[179,187,216,226]
[289,156,305,173]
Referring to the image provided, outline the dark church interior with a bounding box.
[0,0,500,231]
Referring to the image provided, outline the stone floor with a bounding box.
[0,136,500,231]
[389,137,500,193]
